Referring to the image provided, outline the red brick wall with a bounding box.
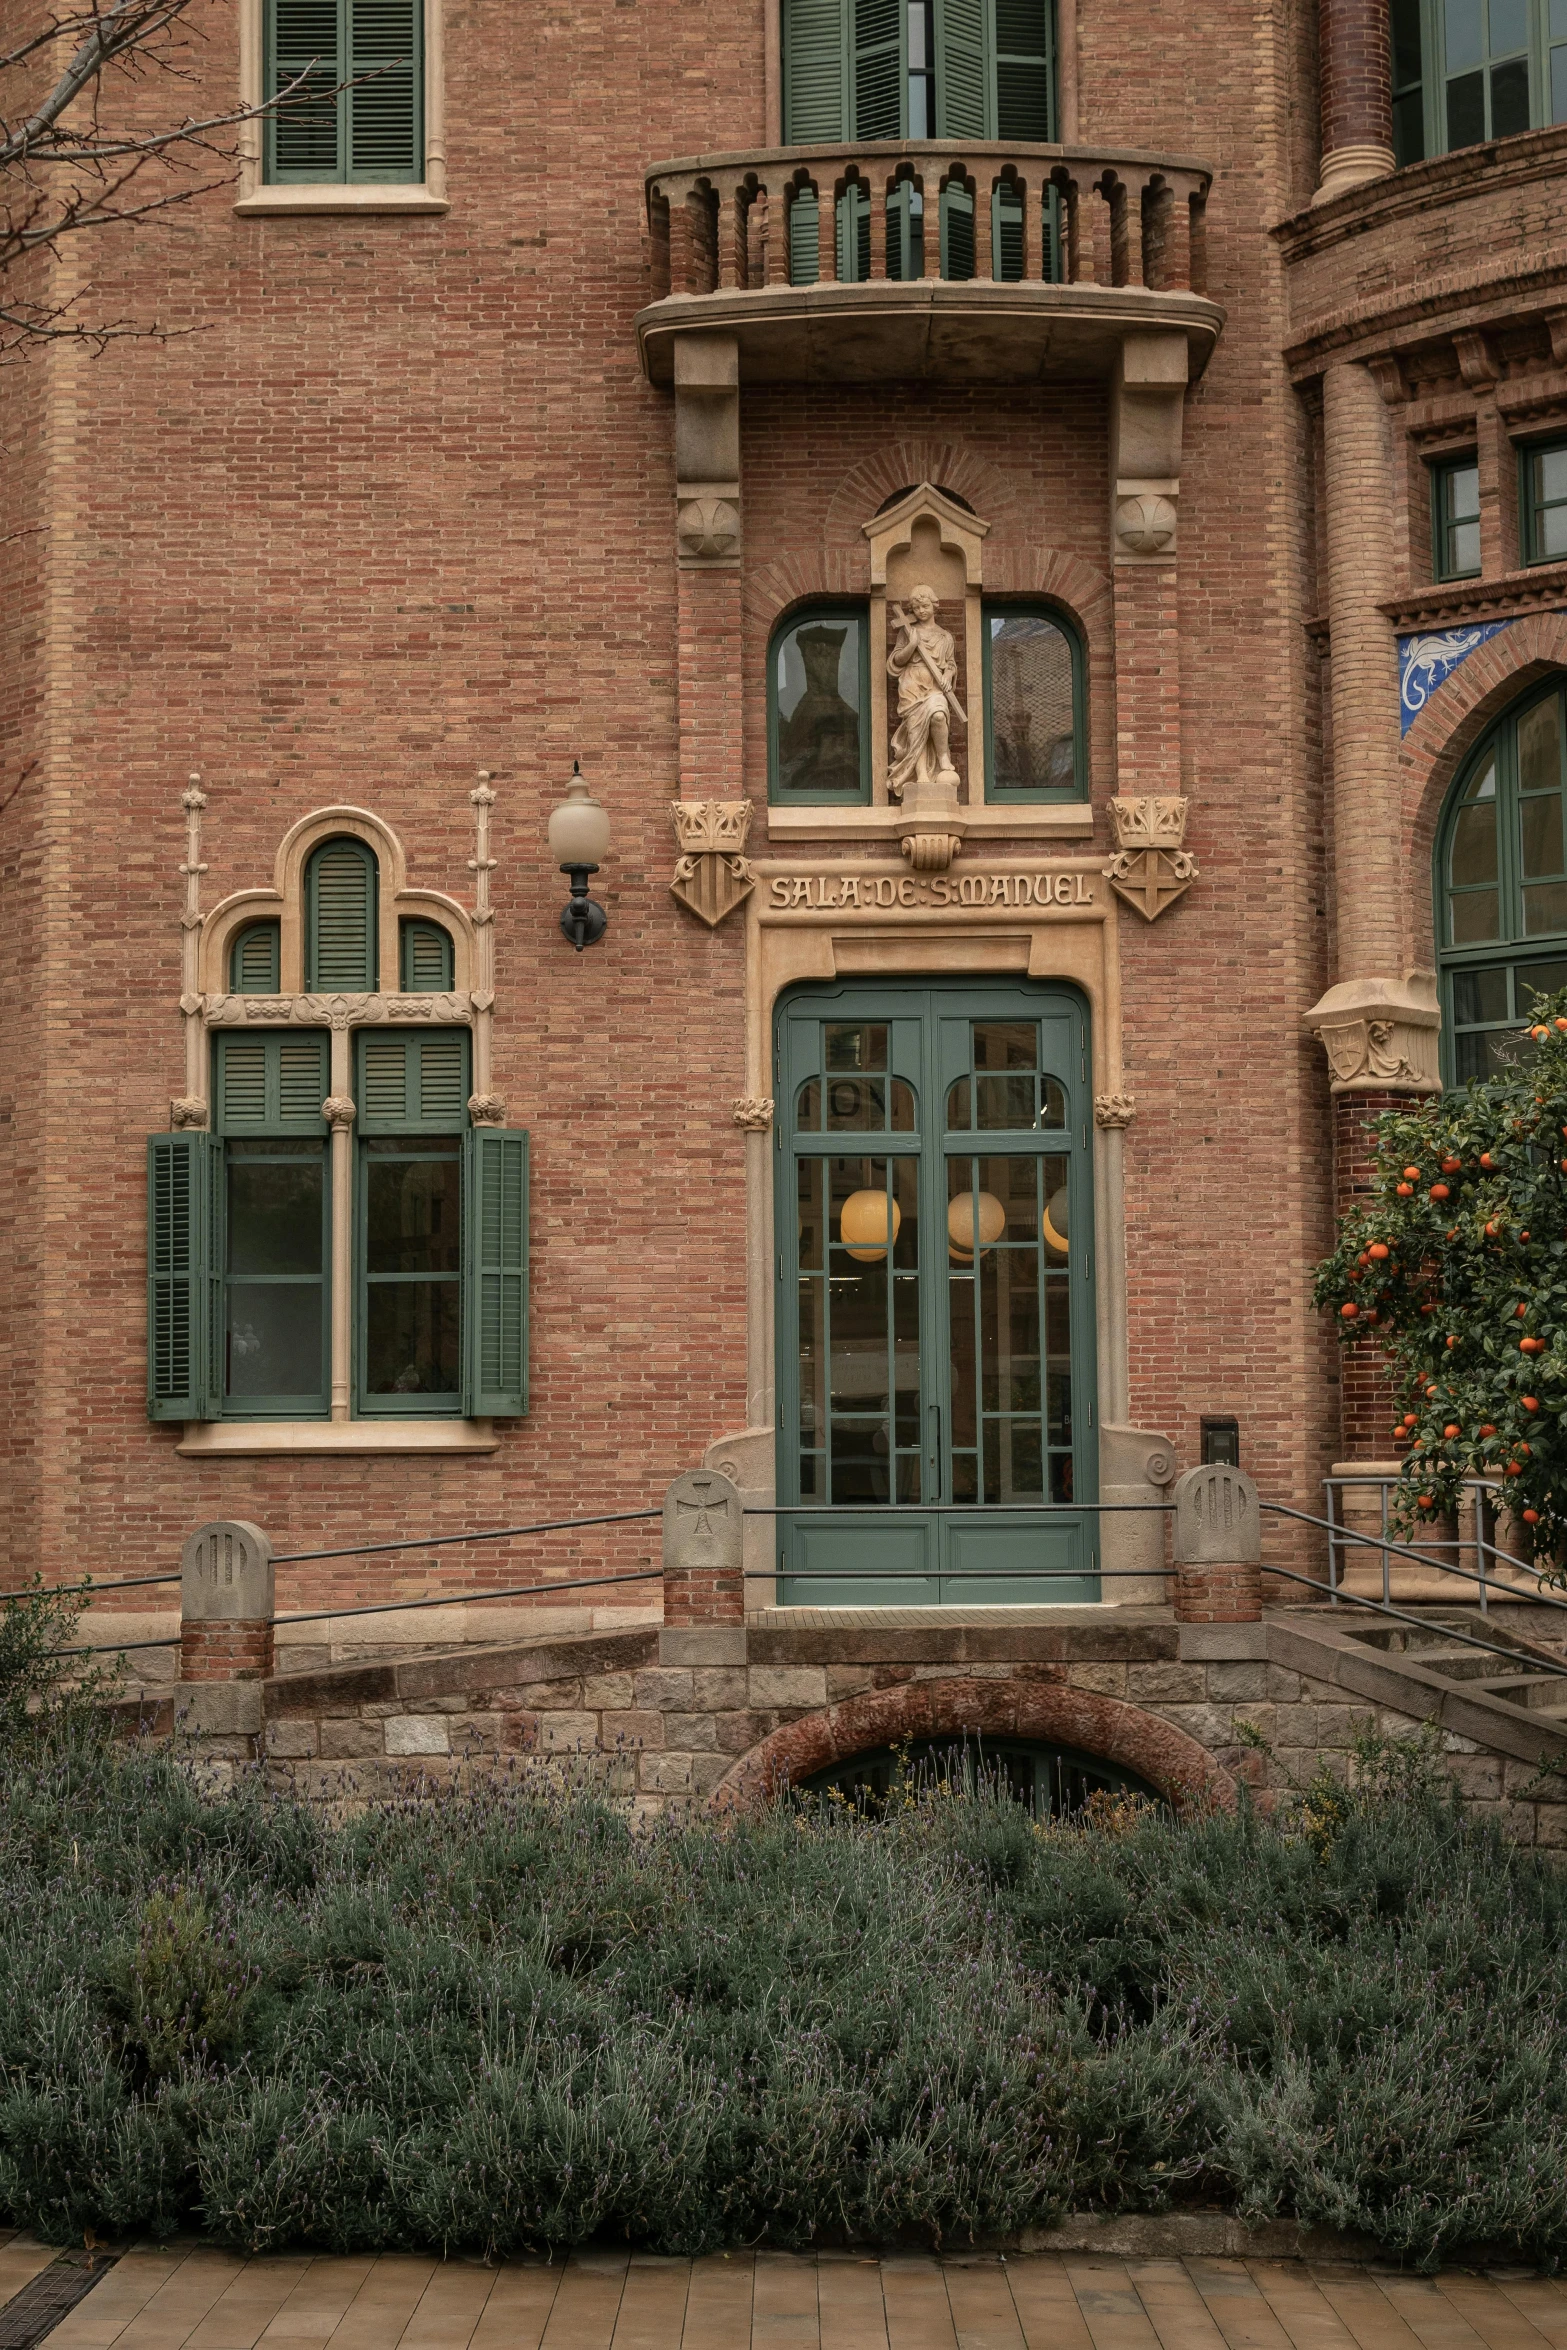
[1333,1089,1405,1455]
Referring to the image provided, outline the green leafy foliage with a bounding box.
[1315,995,1567,1568]
[0,1734,1566,2266]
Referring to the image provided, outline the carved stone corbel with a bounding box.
[731,1096,774,1130]
[468,1093,509,1126]
[1094,1092,1137,1128]
[1304,971,1442,1094]
[1103,795,1198,920]
[674,333,740,568]
[1109,332,1187,564]
[670,799,756,926]
[170,1096,209,1129]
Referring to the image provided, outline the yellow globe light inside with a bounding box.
[947,1189,1005,1263]
[1042,1183,1069,1258]
[840,1189,901,1263]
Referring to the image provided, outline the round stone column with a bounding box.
[1314,0,1395,202]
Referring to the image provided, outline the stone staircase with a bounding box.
[1269,1604,1567,1773]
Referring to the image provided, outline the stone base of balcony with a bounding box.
[636,279,1227,387]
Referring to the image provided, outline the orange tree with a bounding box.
[1314,996,1567,1576]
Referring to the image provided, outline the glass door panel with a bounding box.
[777,985,1097,1605]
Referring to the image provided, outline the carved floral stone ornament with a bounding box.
[1103,795,1198,921]
[670,799,757,927]
[170,1096,209,1129]
[1093,1093,1137,1128]
[322,1096,356,1130]
[467,1093,509,1127]
[1304,971,1442,1095]
[731,1096,775,1131]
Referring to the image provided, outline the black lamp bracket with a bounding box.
[559,862,608,952]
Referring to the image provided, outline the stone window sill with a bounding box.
[176,1419,498,1456]
[234,186,450,216]
[766,805,1096,842]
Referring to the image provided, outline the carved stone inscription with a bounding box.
[767,871,1097,912]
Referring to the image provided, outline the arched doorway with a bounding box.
[1437,676,1567,1083]
[773,978,1098,1604]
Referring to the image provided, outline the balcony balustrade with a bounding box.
[638,141,1223,386]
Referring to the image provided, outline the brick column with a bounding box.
[1171,1465,1262,1623]
[1314,0,1394,204]
[663,1469,745,1626]
[179,1520,275,1681]
[1305,363,1440,1472]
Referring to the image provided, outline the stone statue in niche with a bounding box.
[887,585,965,802]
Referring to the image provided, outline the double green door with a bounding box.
[775,981,1098,1604]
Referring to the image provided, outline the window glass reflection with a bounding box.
[775,614,866,799]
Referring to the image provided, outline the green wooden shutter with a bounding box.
[936,0,993,135]
[268,0,343,180]
[347,0,422,182]
[783,0,850,138]
[147,1133,218,1420]
[358,1030,470,1131]
[463,1128,529,1417]
[399,918,454,992]
[214,1033,329,1132]
[230,921,282,994]
[853,0,904,134]
[992,0,1053,138]
[305,837,379,992]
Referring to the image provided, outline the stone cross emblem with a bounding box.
[676,1476,732,1546]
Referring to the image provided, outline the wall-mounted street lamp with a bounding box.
[546,762,612,951]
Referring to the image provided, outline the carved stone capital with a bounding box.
[468,1093,509,1126]
[1113,490,1178,557]
[671,799,753,854]
[1109,794,1188,853]
[170,1096,209,1129]
[732,1096,774,1131]
[1094,1092,1137,1129]
[677,493,740,562]
[1304,972,1442,1095]
[322,1095,356,1129]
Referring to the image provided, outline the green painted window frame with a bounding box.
[768,602,874,805]
[230,920,282,994]
[1520,434,1567,565]
[1389,0,1567,166]
[1435,679,1567,1084]
[264,0,424,186]
[355,1029,467,1418]
[1431,452,1481,581]
[212,1032,332,1421]
[981,600,1086,803]
[399,917,455,992]
[305,836,379,993]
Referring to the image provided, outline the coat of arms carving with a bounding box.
[670,800,757,927]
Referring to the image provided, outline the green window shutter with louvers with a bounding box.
[853,0,904,135]
[936,0,994,136]
[267,0,344,181]
[784,0,851,139]
[305,837,379,992]
[463,1128,529,1418]
[399,918,455,992]
[147,1132,219,1420]
[347,0,422,181]
[358,1029,470,1132]
[992,0,1054,139]
[230,921,282,995]
[214,1033,329,1133]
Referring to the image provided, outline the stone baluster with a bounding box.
[1106,174,1134,287]
[973,173,993,280]
[716,177,744,289]
[1066,172,1099,285]
[816,178,837,283]
[868,177,889,280]
[1023,176,1045,281]
[746,187,767,288]
[668,191,696,296]
[767,186,791,285]
[914,168,932,279]
[1163,182,1192,291]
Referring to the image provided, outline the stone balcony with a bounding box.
[637,141,1223,386]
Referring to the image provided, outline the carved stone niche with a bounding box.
[862,483,990,873]
[670,799,756,926]
[1103,794,1198,921]
[1304,971,1442,1095]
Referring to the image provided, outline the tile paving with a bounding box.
[0,2236,1562,2350]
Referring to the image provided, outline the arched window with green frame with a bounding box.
[769,602,872,803]
[1437,679,1567,1083]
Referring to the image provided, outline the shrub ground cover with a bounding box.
[2,1704,1566,2270]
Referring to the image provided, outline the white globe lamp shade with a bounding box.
[947,1189,1005,1262]
[547,772,612,868]
[840,1189,901,1264]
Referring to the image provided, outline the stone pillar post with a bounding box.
[1314,0,1394,204]
[180,1520,275,1681]
[1171,1465,1262,1623]
[663,1469,745,1628]
[1305,361,1440,1495]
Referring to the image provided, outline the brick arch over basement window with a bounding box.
[710,1672,1242,1817]
[1403,619,1567,964]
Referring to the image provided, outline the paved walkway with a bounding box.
[3,2241,1566,2350]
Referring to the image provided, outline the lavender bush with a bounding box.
[0,1688,1564,2265]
